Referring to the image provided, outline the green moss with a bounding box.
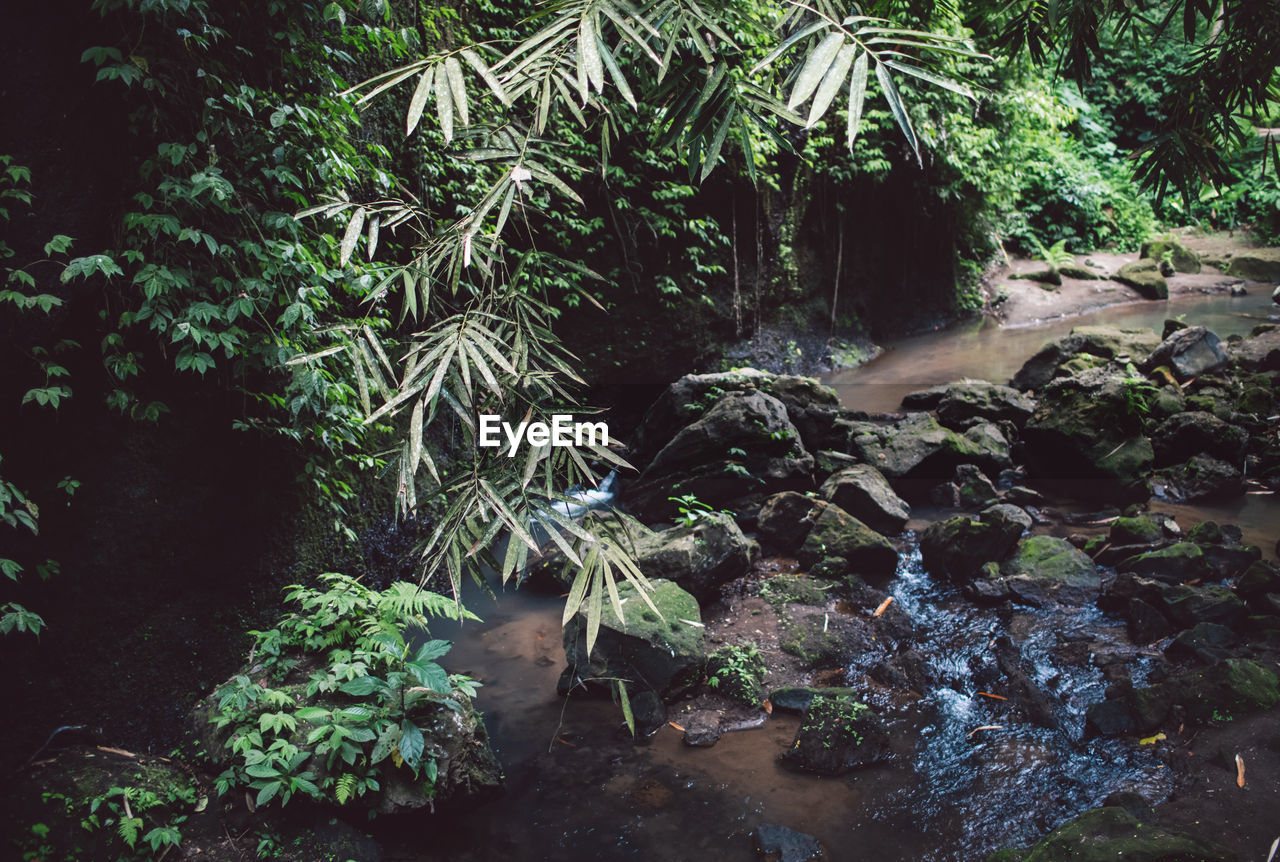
[1014,807,1232,861]
[1109,515,1162,546]
[760,574,833,608]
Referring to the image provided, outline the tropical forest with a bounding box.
[3,0,1280,859]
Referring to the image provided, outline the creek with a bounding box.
[387,289,1279,861]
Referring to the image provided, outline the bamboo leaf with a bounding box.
[789,31,846,111]
[700,104,736,182]
[597,33,636,109]
[808,43,856,127]
[460,48,511,106]
[444,57,469,126]
[435,64,454,144]
[366,214,380,261]
[881,60,974,99]
[585,553,604,655]
[846,50,868,149]
[406,66,434,136]
[616,679,635,737]
[339,207,365,266]
[561,541,599,626]
[875,59,919,160]
[751,20,827,74]
[579,12,604,94]
[409,396,425,480]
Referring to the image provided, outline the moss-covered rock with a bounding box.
[934,380,1036,430]
[818,464,910,534]
[840,412,1010,480]
[1141,236,1202,273]
[1109,515,1163,546]
[1087,657,1278,735]
[992,807,1236,862]
[756,491,826,552]
[1117,542,1213,583]
[797,506,898,576]
[1115,259,1169,299]
[999,535,1099,606]
[1226,247,1280,281]
[780,693,891,775]
[920,508,1025,579]
[631,511,757,602]
[1010,326,1161,391]
[561,578,706,701]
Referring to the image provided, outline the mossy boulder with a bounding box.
[1087,657,1278,735]
[1117,542,1213,583]
[1010,325,1161,391]
[1150,411,1246,468]
[797,505,898,576]
[1141,236,1202,273]
[1229,327,1280,372]
[1114,258,1169,299]
[1109,515,1163,546]
[756,491,825,552]
[1142,326,1230,382]
[920,507,1025,579]
[768,685,862,714]
[780,693,891,775]
[1225,247,1280,281]
[631,511,758,602]
[999,535,1099,606]
[818,464,910,534]
[840,412,1010,480]
[1154,454,1244,502]
[934,380,1036,430]
[991,806,1236,862]
[560,578,706,701]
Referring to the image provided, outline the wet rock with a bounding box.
[631,690,668,737]
[1002,485,1050,506]
[1021,367,1154,500]
[1225,248,1280,281]
[813,449,860,478]
[1142,326,1229,382]
[1159,583,1248,629]
[1116,542,1214,583]
[1154,454,1244,502]
[1103,790,1155,821]
[1127,598,1175,644]
[1165,622,1237,663]
[999,535,1100,606]
[756,823,823,862]
[1229,282,1248,296]
[818,464,910,534]
[1115,258,1169,299]
[920,508,1025,579]
[991,807,1236,861]
[983,502,1034,533]
[796,506,898,576]
[995,636,1059,728]
[768,686,860,714]
[1198,543,1262,580]
[626,390,814,520]
[955,464,999,507]
[1141,236,1202,273]
[934,381,1035,429]
[1237,560,1280,598]
[839,412,1010,480]
[1010,326,1161,391]
[807,555,849,579]
[632,511,758,602]
[757,491,826,552]
[1230,327,1280,372]
[681,710,722,747]
[561,578,706,702]
[780,693,891,775]
[1149,411,1247,467]
[630,368,840,464]
[1108,515,1163,546]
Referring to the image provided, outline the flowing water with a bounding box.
[386,290,1279,861]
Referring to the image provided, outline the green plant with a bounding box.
[707,643,766,707]
[668,494,716,526]
[211,573,480,810]
[81,784,192,857]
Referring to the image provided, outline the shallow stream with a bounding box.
[386,290,1279,861]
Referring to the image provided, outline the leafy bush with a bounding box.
[707,643,766,707]
[211,573,480,809]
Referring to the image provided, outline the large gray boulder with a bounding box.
[625,389,814,520]
[920,506,1026,579]
[780,693,891,775]
[1154,454,1244,502]
[819,464,910,534]
[560,578,706,701]
[1149,411,1246,467]
[632,511,758,602]
[1229,326,1280,372]
[1114,258,1169,299]
[998,535,1099,606]
[756,491,826,552]
[1142,326,1229,382]
[1141,236,1202,273]
[1021,367,1154,499]
[932,380,1035,429]
[838,413,1010,479]
[1010,325,1161,391]
[796,505,899,575]
[1225,248,1280,281]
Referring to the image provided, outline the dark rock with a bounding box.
[999,535,1099,606]
[631,690,667,737]
[920,508,1025,579]
[1108,515,1163,546]
[991,807,1236,861]
[1225,248,1280,281]
[1230,283,1248,296]
[1160,583,1247,629]
[1154,454,1244,502]
[899,383,951,410]
[995,636,1058,728]
[757,491,826,552]
[626,390,814,520]
[681,710,721,747]
[1142,326,1230,382]
[1010,326,1161,391]
[1115,258,1169,299]
[934,380,1035,429]
[955,464,999,507]
[1141,236,1202,273]
[1229,326,1280,372]
[840,412,1010,480]
[1237,560,1280,598]
[797,506,898,576]
[807,555,849,579]
[768,686,860,714]
[1022,366,1156,499]
[1127,598,1174,644]
[561,578,706,701]
[756,823,823,862]
[813,449,860,478]
[1165,622,1237,663]
[818,464,910,534]
[1150,411,1247,468]
[780,693,891,775]
[632,512,758,602]
[1103,790,1154,821]
[1117,542,1214,583]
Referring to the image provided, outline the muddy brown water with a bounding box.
[386,293,1278,861]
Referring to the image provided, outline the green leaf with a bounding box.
[406,66,434,135]
[339,207,365,267]
[339,676,379,696]
[846,51,869,149]
[398,719,424,768]
[616,679,635,737]
[787,31,845,111]
[808,43,857,127]
[435,63,455,144]
[578,13,604,95]
[874,60,919,161]
[444,57,468,126]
